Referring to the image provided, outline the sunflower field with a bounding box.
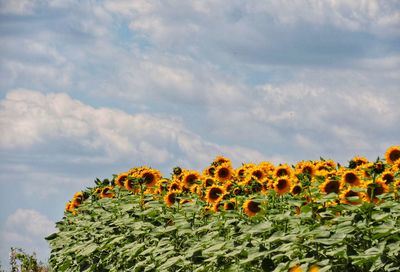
[46,146,400,272]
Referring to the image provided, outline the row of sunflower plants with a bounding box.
[46,146,400,271]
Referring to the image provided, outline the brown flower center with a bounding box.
[248,201,261,213]
[389,150,400,163]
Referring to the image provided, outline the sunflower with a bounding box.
[351,156,369,167]
[250,166,265,181]
[341,170,361,187]
[274,177,292,195]
[115,172,128,187]
[340,188,362,205]
[154,178,170,194]
[309,264,320,272]
[381,171,395,184]
[365,180,389,203]
[289,265,303,272]
[258,161,275,175]
[182,170,201,189]
[215,164,234,182]
[320,179,340,194]
[202,165,215,177]
[169,181,182,192]
[73,191,84,199]
[291,184,302,195]
[295,161,316,177]
[385,146,400,164]
[141,169,161,188]
[94,188,102,194]
[164,191,177,207]
[224,198,237,211]
[273,164,293,179]
[65,202,74,212]
[213,155,231,166]
[202,177,215,188]
[243,199,261,217]
[205,185,226,204]
[125,178,138,192]
[190,184,203,197]
[101,186,115,198]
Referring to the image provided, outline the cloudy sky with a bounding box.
[0,0,399,266]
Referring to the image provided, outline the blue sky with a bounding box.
[0,0,399,266]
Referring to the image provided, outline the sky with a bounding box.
[0,0,399,266]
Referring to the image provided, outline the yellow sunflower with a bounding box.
[141,169,161,188]
[341,170,361,187]
[290,184,302,195]
[115,172,128,187]
[182,170,201,189]
[73,191,84,199]
[381,171,395,185]
[202,165,215,177]
[289,264,303,272]
[202,176,215,188]
[205,185,226,204]
[365,180,389,203]
[125,178,137,192]
[65,202,74,212]
[164,191,177,207]
[250,166,265,181]
[273,164,293,179]
[340,188,362,205]
[295,161,316,177]
[213,155,231,166]
[309,264,320,272]
[169,181,182,192]
[385,146,400,164]
[320,179,340,194]
[243,199,261,217]
[274,177,292,195]
[258,161,275,175]
[101,186,115,198]
[215,164,234,182]
[223,198,237,211]
[94,188,102,194]
[351,156,369,167]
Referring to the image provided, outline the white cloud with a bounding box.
[0,89,265,170]
[0,0,38,15]
[1,209,55,266]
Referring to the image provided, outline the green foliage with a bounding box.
[9,247,48,272]
[47,187,400,271]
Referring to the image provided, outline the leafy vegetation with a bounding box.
[47,146,400,271]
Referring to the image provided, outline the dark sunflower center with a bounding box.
[292,185,301,195]
[103,188,109,194]
[170,183,179,190]
[186,174,197,186]
[345,191,358,198]
[382,174,394,184]
[168,193,176,204]
[276,169,288,177]
[345,173,357,184]
[143,173,155,185]
[225,202,235,210]
[205,179,214,187]
[325,180,339,194]
[248,201,261,213]
[253,170,263,179]
[389,150,400,163]
[218,168,230,178]
[210,188,222,200]
[277,179,287,190]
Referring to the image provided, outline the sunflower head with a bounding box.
[365,180,389,203]
[291,184,302,195]
[182,171,201,189]
[320,178,340,194]
[351,156,369,168]
[115,172,128,187]
[223,198,237,211]
[274,177,292,195]
[250,167,265,181]
[243,199,261,217]
[213,155,231,166]
[215,164,234,182]
[202,176,215,188]
[381,171,395,184]
[141,169,161,188]
[273,164,293,179]
[385,146,400,165]
[202,166,215,177]
[341,170,361,187]
[340,188,362,205]
[101,186,115,198]
[295,161,316,177]
[164,191,178,207]
[205,185,226,204]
